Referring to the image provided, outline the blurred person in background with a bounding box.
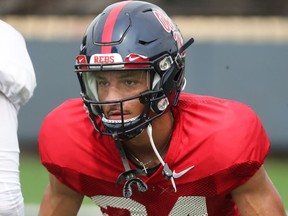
[0,20,36,215]
[38,1,286,215]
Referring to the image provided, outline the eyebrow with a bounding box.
[96,71,143,79]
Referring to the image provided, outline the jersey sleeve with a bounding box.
[211,101,271,194]
[38,99,90,173]
[172,95,271,196]
[38,99,121,195]
[0,20,36,109]
[38,99,91,192]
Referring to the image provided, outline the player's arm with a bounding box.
[38,173,84,216]
[231,165,286,216]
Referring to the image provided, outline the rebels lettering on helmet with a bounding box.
[173,31,184,53]
[90,53,123,64]
[153,10,175,33]
[153,10,183,50]
[93,55,114,64]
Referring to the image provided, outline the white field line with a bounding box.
[25,204,102,216]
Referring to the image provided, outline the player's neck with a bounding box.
[123,111,174,168]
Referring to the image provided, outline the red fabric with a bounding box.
[38,93,270,215]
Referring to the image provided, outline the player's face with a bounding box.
[95,70,149,120]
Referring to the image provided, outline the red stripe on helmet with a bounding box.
[101,1,130,54]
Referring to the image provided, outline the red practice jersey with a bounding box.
[39,93,270,215]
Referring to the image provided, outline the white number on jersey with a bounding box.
[92,195,208,215]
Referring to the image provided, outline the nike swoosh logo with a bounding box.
[129,56,140,61]
[172,165,195,178]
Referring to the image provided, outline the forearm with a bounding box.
[38,183,84,216]
[232,166,286,216]
[235,189,286,216]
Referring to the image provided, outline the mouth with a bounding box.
[102,114,140,124]
[106,110,131,120]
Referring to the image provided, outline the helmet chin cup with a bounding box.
[102,115,146,141]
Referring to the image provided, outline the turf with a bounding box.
[20,152,48,204]
[20,152,288,209]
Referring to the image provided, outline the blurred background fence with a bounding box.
[1,0,288,16]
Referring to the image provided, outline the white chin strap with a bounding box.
[147,123,177,192]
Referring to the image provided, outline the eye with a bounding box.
[125,79,137,86]
[97,79,109,87]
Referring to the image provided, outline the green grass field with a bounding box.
[20,152,288,209]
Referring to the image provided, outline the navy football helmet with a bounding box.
[75,0,193,140]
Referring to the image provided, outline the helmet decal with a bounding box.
[90,53,123,64]
[124,53,149,68]
[152,10,175,33]
[153,9,183,50]
[125,53,148,62]
[76,55,88,69]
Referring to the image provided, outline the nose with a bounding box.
[100,85,124,118]
[101,85,124,102]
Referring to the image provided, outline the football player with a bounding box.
[38,1,286,215]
